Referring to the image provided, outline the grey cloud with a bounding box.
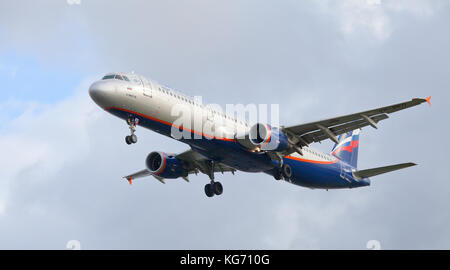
[0,0,449,249]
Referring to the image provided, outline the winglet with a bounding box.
[127,177,132,185]
[426,96,431,106]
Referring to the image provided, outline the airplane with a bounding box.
[89,72,430,197]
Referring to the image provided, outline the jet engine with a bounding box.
[145,151,188,179]
[237,123,289,152]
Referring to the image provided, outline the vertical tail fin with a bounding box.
[331,129,360,168]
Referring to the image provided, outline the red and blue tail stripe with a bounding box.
[331,129,360,168]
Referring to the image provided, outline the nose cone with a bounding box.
[89,81,114,108]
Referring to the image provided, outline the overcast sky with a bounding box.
[0,0,449,249]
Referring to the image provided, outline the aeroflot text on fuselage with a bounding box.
[89,72,429,197]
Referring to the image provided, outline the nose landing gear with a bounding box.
[125,117,139,145]
[125,134,137,145]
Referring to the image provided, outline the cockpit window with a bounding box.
[102,75,115,80]
[102,74,132,82]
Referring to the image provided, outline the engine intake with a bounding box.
[145,151,188,179]
[249,123,271,145]
[237,123,289,152]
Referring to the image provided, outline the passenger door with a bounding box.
[142,77,152,98]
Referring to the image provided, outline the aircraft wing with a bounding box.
[123,149,236,184]
[123,169,154,184]
[176,149,237,175]
[282,97,430,148]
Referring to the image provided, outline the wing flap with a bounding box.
[300,114,388,145]
[283,97,429,147]
[353,162,417,179]
[176,149,236,175]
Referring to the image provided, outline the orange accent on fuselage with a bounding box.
[285,155,338,165]
[105,106,237,142]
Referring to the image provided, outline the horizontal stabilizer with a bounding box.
[353,162,416,179]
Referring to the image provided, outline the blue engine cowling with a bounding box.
[248,123,289,151]
[145,151,188,179]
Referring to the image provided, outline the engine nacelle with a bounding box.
[145,151,188,179]
[237,123,289,152]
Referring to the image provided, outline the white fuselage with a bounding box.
[89,72,336,170]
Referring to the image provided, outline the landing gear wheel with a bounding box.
[213,182,223,195]
[125,117,138,145]
[130,134,137,144]
[282,164,293,179]
[204,184,215,197]
[274,170,282,181]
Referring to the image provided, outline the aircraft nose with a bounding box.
[89,81,114,108]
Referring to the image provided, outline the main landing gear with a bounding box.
[273,164,293,181]
[282,164,293,179]
[125,117,139,145]
[205,182,223,198]
[204,160,223,198]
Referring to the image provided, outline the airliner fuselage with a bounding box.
[89,72,427,197]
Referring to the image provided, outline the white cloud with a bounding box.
[262,199,325,249]
[314,0,445,41]
[386,0,444,17]
[0,78,99,215]
[261,189,375,249]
